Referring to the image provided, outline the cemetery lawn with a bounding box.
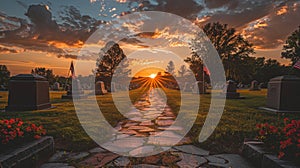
[0,89,299,154]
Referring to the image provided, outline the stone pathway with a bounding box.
[41,89,255,168]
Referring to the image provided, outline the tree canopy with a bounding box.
[95,41,130,81]
[201,22,255,81]
[0,65,10,87]
[281,26,300,65]
[166,61,175,76]
[31,67,55,84]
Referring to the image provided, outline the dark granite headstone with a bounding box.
[95,81,107,95]
[224,80,243,99]
[5,74,51,111]
[266,75,300,112]
[249,80,261,91]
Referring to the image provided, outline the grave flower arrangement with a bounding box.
[0,118,46,146]
[256,118,300,162]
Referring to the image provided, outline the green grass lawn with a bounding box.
[164,88,300,153]
[0,89,299,154]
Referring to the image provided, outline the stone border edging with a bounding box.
[0,136,54,168]
[242,141,298,168]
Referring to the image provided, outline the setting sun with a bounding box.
[149,73,157,79]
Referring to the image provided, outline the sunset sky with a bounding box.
[1,0,300,77]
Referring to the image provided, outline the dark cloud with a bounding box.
[0,4,105,60]
[205,0,238,9]
[241,1,300,49]
[120,37,149,48]
[25,4,59,34]
[134,0,203,19]
[1,0,300,58]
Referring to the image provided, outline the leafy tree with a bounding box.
[253,57,288,85]
[31,67,55,84]
[281,26,300,64]
[95,41,128,81]
[166,61,175,76]
[200,22,255,81]
[184,51,204,81]
[177,65,188,77]
[0,65,10,87]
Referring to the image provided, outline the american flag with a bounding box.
[293,59,300,70]
[68,61,75,78]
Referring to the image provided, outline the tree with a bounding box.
[0,65,10,87]
[31,67,55,84]
[166,61,175,76]
[95,41,128,80]
[253,57,288,85]
[200,22,255,81]
[177,65,187,77]
[281,26,300,64]
[184,51,204,81]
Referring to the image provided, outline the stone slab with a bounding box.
[0,136,54,168]
[174,145,209,156]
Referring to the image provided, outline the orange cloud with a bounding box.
[47,40,84,49]
[194,16,211,24]
[276,5,288,16]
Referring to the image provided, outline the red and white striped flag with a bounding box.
[68,61,75,78]
[293,59,300,70]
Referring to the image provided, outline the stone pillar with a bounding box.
[6,74,51,111]
[224,80,242,99]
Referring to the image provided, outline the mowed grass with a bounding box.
[0,89,144,151]
[0,89,299,153]
[163,89,300,154]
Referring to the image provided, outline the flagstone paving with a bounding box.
[42,89,255,167]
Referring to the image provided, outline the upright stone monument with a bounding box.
[249,80,261,91]
[266,75,300,112]
[111,82,117,92]
[95,81,107,95]
[224,80,243,99]
[183,82,193,92]
[62,79,85,99]
[52,82,60,91]
[5,74,51,111]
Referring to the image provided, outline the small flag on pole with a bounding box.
[69,61,75,78]
[293,59,300,70]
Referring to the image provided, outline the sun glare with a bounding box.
[149,73,157,79]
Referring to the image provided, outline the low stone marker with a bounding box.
[224,80,244,99]
[95,81,108,95]
[5,74,51,111]
[265,75,300,112]
[249,80,261,91]
[52,82,60,91]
